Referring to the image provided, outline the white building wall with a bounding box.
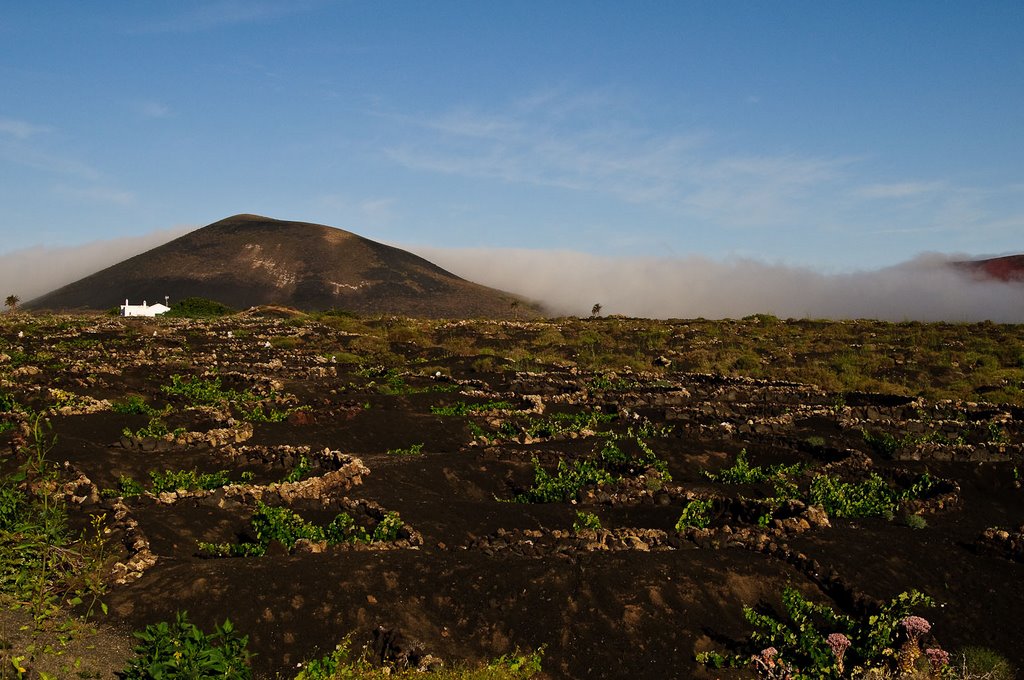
[120,300,170,317]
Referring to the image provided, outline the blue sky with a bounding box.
[1,1,1022,270]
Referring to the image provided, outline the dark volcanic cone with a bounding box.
[26,214,540,318]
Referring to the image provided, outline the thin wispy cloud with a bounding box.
[845,181,1024,246]
[134,0,323,33]
[314,194,397,229]
[971,212,1024,237]
[0,141,101,181]
[54,184,136,207]
[0,123,132,199]
[0,118,50,140]
[681,154,851,228]
[856,181,946,199]
[384,93,856,229]
[385,90,1024,244]
[133,100,171,118]
[863,226,944,235]
[387,108,705,206]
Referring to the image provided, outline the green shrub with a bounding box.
[901,513,928,530]
[283,455,313,483]
[0,481,28,532]
[111,394,162,416]
[111,474,146,498]
[597,440,628,466]
[199,503,404,557]
[121,611,252,679]
[353,366,456,396]
[572,511,602,533]
[295,640,355,680]
[808,473,898,519]
[513,459,614,504]
[296,639,543,679]
[0,389,20,413]
[46,388,89,411]
[587,374,641,392]
[471,356,497,373]
[317,308,357,319]
[430,400,518,416]
[386,443,424,456]
[675,499,714,531]
[481,648,545,679]
[328,351,364,364]
[486,410,616,442]
[239,402,301,423]
[731,352,762,372]
[704,450,802,485]
[149,469,233,493]
[104,470,251,498]
[599,438,671,481]
[956,646,1016,680]
[162,374,239,406]
[163,297,235,318]
[862,429,963,459]
[514,437,671,504]
[251,503,326,547]
[122,417,186,440]
[269,336,303,349]
[621,418,674,440]
[697,588,938,678]
[371,512,403,542]
[161,374,292,422]
[0,416,108,620]
[986,420,1010,445]
[356,367,409,394]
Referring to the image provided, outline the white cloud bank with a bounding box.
[415,247,1024,323]
[1,228,1020,322]
[0,226,195,303]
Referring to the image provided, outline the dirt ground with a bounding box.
[1,314,1022,678]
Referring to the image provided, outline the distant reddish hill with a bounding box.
[953,254,1024,282]
[26,214,541,318]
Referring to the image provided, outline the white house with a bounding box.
[120,299,171,317]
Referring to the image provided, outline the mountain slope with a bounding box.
[953,254,1024,283]
[27,214,540,318]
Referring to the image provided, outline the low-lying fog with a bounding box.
[419,247,1023,323]
[0,227,193,306]
[1,229,1020,322]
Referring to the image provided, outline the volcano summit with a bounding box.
[27,215,537,318]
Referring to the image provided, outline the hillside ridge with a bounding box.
[952,254,1024,282]
[26,214,539,318]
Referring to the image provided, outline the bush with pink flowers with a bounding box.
[695,587,960,679]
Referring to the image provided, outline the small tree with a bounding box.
[591,303,602,318]
[5,295,19,313]
[510,299,520,320]
[163,297,234,318]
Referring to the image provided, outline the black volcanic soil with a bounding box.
[1,314,1023,678]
